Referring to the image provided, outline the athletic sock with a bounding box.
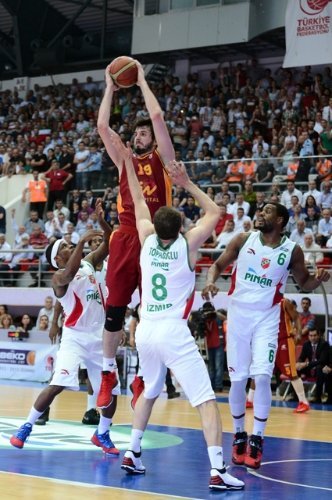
[98,416,112,435]
[208,446,224,470]
[291,377,309,404]
[87,393,97,411]
[247,388,255,403]
[103,357,116,372]
[27,406,45,425]
[130,428,144,453]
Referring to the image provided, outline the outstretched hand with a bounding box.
[167,160,190,188]
[315,268,330,283]
[201,283,220,301]
[95,198,105,221]
[109,134,133,162]
[134,60,145,87]
[105,64,120,91]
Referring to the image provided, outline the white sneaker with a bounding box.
[209,467,245,490]
[121,450,146,474]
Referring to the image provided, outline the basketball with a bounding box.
[307,0,329,10]
[109,56,138,88]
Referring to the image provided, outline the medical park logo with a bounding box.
[244,267,272,287]
[297,0,331,37]
[0,418,182,451]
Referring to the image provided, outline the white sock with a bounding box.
[253,374,271,437]
[27,406,45,425]
[291,378,308,404]
[98,415,112,435]
[103,357,116,372]
[247,388,255,403]
[208,446,224,470]
[130,428,144,453]
[87,393,97,411]
[229,379,247,433]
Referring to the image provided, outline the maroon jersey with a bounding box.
[117,149,172,227]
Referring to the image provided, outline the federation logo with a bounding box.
[300,0,331,15]
[261,258,271,269]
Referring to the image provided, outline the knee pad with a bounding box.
[104,305,127,332]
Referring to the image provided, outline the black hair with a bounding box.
[269,202,290,228]
[153,207,182,240]
[133,117,155,141]
[302,297,311,306]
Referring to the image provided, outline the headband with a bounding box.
[51,239,63,269]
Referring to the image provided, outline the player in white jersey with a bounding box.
[10,200,121,455]
[202,203,330,469]
[112,136,244,491]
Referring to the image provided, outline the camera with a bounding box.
[188,302,216,338]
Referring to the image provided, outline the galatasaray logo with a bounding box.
[261,258,271,269]
[300,0,331,15]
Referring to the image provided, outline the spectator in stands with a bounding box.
[86,143,102,190]
[320,180,332,209]
[0,313,14,329]
[0,233,11,263]
[73,142,90,191]
[183,195,201,223]
[280,180,303,209]
[68,188,83,212]
[302,179,322,207]
[76,211,93,236]
[298,297,316,346]
[303,195,321,216]
[29,224,49,256]
[296,328,330,404]
[216,219,236,249]
[43,160,73,211]
[319,123,332,156]
[16,313,34,335]
[53,199,70,220]
[229,192,250,217]
[305,206,320,235]
[316,208,332,246]
[301,233,324,267]
[290,219,313,246]
[64,223,80,245]
[286,204,306,235]
[36,296,55,326]
[21,170,48,219]
[255,156,274,184]
[316,156,332,186]
[53,212,70,237]
[30,144,47,173]
[32,314,49,332]
[233,207,251,234]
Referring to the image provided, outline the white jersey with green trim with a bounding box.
[59,260,104,331]
[228,231,296,310]
[140,233,195,321]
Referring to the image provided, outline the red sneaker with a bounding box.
[244,434,263,469]
[97,371,118,408]
[294,402,310,413]
[91,430,120,455]
[129,376,145,410]
[246,400,253,409]
[232,431,248,465]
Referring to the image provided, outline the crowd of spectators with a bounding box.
[0,61,331,286]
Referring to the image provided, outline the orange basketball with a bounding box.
[109,56,138,88]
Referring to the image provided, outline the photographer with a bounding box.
[189,302,226,392]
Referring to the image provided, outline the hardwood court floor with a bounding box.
[0,384,331,500]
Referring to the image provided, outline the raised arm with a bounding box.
[97,66,123,169]
[167,161,220,258]
[135,61,174,165]
[85,198,112,268]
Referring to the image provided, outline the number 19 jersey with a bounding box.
[140,233,195,321]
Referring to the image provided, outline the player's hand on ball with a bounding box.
[135,60,145,86]
[105,64,119,90]
[201,283,219,300]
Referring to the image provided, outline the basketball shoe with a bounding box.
[97,371,118,408]
[129,375,145,410]
[121,450,146,474]
[244,434,263,469]
[10,423,32,449]
[91,429,120,455]
[209,466,245,490]
[294,402,310,413]
[232,431,248,465]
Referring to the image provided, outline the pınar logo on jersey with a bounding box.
[244,267,272,287]
[86,288,101,304]
[261,258,271,269]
